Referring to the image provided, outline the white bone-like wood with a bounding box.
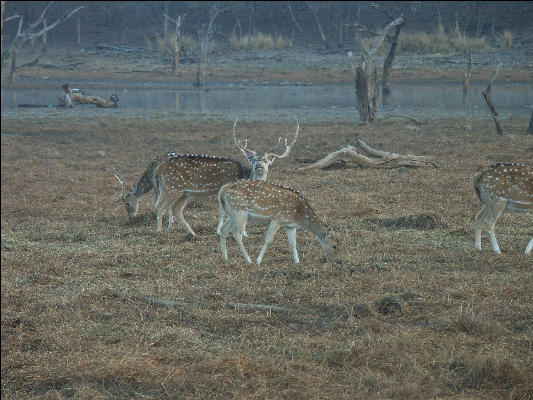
[217,179,341,265]
[473,162,532,254]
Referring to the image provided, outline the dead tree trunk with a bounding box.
[463,52,473,107]
[482,63,503,135]
[162,13,183,76]
[195,4,226,87]
[382,22,404,95]
[305,2,328,49]
[350,16,404,123]
[526,111,533,135]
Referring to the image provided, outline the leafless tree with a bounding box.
[1,1,83,82]
[159,13,184,76]
[348,16,404,122]
[195,4,227,87]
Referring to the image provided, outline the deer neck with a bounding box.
[298,206,328,241]
[133,157,162,197]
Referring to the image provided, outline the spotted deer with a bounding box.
[153,119,300,234]
[473,162,532,254]
[217,179,342,265]
[112,153,168,219]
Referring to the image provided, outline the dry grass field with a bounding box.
[1,114,532,399]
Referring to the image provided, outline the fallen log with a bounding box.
[298,138,437,170]
[58,84,118,108]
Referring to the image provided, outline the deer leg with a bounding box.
[156,194,175,232]
[171,195,195,235]
[217,205,247,238]
[474,204,489,250]
[525,237,533,254]
[257,221,281,265]
[232,214,251,264]
[216,200,225,235]
[285,226,300,264]
[486,201,506,254]
[219,220,234,261]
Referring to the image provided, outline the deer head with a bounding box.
[112,166,139,219]
[232,118,299,181]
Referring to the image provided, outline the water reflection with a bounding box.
[1,82,532,121]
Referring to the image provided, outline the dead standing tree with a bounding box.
[159,13,184,76]
[482,63,503,135]
[527,111,533,135]
[1,2,84,82]
[195,4,227,87]
[349,16,404,122]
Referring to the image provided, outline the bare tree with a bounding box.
[349,16,404,122]
[195,4,227,87]
[482,63,503,135]
[370,2,420,96]
[2,2,84,82]
[159,13,184,76]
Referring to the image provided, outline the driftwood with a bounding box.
[59,84,118,108]
[482,63,503,135]
[298,138,437,170]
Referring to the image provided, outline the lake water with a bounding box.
[1,81,532,122]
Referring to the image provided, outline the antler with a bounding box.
[232,118,257,160]
[264,118,300,160]
[112,166,126,202]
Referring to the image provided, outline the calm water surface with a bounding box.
[1,81,532,122]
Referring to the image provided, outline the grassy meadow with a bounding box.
[1,114,533,399]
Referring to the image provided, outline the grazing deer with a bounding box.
[217,179,342,265]
[153,119,299,234]
[112,153,168,219]
[473,162,532,254]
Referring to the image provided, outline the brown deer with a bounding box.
[473,162,532,254]
[152,119,299,234]
[112,153,167,219]
[217,179,342,265]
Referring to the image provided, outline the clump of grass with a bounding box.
[446,356,523,390]
[229,32,288,50]
[501,30,513,48]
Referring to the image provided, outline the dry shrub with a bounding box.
[229,32,287,50]
[502,30,514,48]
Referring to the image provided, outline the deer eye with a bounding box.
[332,245,337,249]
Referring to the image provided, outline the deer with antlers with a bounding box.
[151,119,300,234]
[217,179,341,265]
[473,162,532,254]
